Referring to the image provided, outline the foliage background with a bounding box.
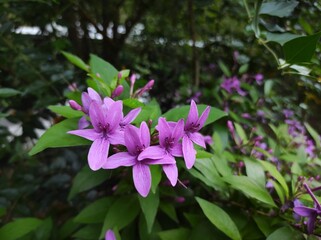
[1,0,321,239]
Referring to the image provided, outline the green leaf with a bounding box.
[158,228,191,240]
[0,218,42,240]
[162,105,227,127]
[34,218,53,240]
[89,54,118,89]
[48,105,83,118]
[29,118,90,156]
[266,32,301,46]
[68,166,109,200]
[218,60,231,77]
[150,165,162,193]
[260,1,299,17]
[73,197,113,224]
[0,88,21,98]
[100,195,139,238]
[234,122,248,143]
[253,215,273,237]
[133,99,162,125]
[283,32,321,64]
[139,191,159,233]
[196,197,241,240]
[259,161,289,198]
[222,176,277,207]
[304,123,321,149]
[72,224,101,240]
[159,202,178,223]
[271,180,285,204]
[62,51,89,71]
[123,98,145,109]
[58,219,80,240]
[212,155,232,177]
[244,158,266,188]
[266,226,304,240]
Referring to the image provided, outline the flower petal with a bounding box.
[157,117,171,148]
[125,125,141,155]
[182,135,196,169]
[68,129,99,141]
[140,121,150,148]
[163,164,178,186]
[81,92,91,113]
[133,162,151,197]
[294,206,316,217]
[88,138,110,171]
[87,87,102,103]
[197,106,211,129]
[108,129,125,145]
[170,143,183,157]
[78,116,90,129]
[138,146,166,161]
[89,101,105,131]
[103,152,136,169]
[103,97,115,108]
[122,108,141,126]
[145,154,176,165]
[172,118,184,141]
[106,101,123,130]
[307,212,317,234]
[189,132,206,148]
[105,229,116,240]
[186,100,198,128]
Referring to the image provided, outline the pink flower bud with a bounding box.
[118,72,122,79]
[111,85,124,98]
[130,74,136,85]
[137,80,154,97]
[69,100,82,111]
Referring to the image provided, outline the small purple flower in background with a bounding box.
[285,119,305,137]
[241,113,252,119]
[294,183,321,234]
[282,109,294,119]
[182,100,210,169]
[221,76,246,96]
[254,73,264,85]
[68,101,124,171]
[105,229,116,240]
[139,118,184,186]
[305,139,316,158]
[103,122,175,197]
[187,91,202,104]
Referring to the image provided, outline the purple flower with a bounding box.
[294,183,321,234]
[306,139,316,158]
[103,122,175,197]
[68,101,124,171]
[138,118,184,186]
[120,108,141,129]
[255,73,264,85]
[282,109,294,119]
[182,100,210,169]
[105,229,116,240]
[221,76,246,96]
[69,87,103,129]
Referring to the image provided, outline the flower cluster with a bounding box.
[68,87,210,197]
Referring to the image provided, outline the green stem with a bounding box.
[242,0,252,20]
[258,39,280,66]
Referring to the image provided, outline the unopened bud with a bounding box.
[130,74,136,85]
[137,80,155,97]
[118,72,122,79]
[227,120,235,135]
[111,85,124,98]
[69,100,82,111]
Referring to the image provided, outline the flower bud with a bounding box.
[69,100,82,111]
[111,85,124,98]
